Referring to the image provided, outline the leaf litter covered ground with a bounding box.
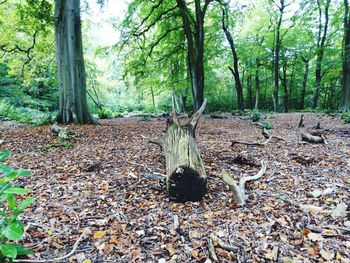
[1,112,349,262]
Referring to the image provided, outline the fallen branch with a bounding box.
[35,143,74,151]
[301,132,327,144]
[14,228,90,262]
[231,137,273,147]
[221,161,267,206]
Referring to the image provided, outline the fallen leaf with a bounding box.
[320,249,334,261]
[332,202,348,218]
[93,231,107,239]
[166,244,176,256]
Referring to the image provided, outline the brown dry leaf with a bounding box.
[166,244,176,256]
[93,231,107,239]
[191,249,199,258]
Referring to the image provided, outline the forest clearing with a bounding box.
[1,0,350,262]
[1,113,349,262]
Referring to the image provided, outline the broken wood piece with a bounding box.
[210,114,228,119]
[298,114,305,127]
[301,132,326,144]
[231,136,273,147]
[173,215,179,230]
[143,172,166,180]
[151,99,207,202]
[221,161,267,206]
[208,237,219,262]
[51,123,73,140]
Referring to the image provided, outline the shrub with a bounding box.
[341,112,350,124]
[250,110,262,122]
[261,121,274,130]
[32,114,55,126]
[0,149,35,260]
[97,108,114,119]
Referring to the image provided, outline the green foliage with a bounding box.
[0,149,35,260]
[0,100,32,123]
[261,121,274,130]
[250,110,262,122]
[97,108,114,119]
[341,112,350,124]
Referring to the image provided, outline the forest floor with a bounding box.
[1,112,350,263]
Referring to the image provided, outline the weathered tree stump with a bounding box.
[152,99,207,202]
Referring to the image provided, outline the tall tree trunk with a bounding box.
[54,0,95,124]
[342,0,350,111]
[177,0,210,110]
[312,0,330,109]
[150,86,156,112]
[280,62,288,112]
[300,56,310,110]
[222,8,244,111]
[273,1,285,112]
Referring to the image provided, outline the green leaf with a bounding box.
[0,244,17,259]
[3,221,24,241]
[13,244,34,256]
[3,187,30,195]
[7,194,16,211]
[0,210,6,217]
[13,197,35,217]
[0,164,13,175]
[17,170,31,177]
[0,150,10,162]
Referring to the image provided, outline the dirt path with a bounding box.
[1,113,349,262]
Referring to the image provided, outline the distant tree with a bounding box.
[54,0,95,124]
[341,0,350,111]
[312,0,330,109]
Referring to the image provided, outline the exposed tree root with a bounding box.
[221,161,267,206]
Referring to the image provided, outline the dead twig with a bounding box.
[221,161,267,206]
[14,228,90,263]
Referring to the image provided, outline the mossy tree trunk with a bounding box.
[154,99,207,202]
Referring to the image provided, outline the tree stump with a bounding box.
[153,99,207,202]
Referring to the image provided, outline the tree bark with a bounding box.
[312,0,330,109]
[54,0,95,124]
[342,0,350,111]
[222,8,244,111]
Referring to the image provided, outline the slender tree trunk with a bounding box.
[273,1,285,112]
[54,0,95,124]
[221,8,244,111]
[255,59,260,109]
[288,55,296,109]
[150,86,156,112]
[312,0,330,109]
[247,74,253,109]
[342,0,350,111]
[280,62,288,112]
[300,56,310,110]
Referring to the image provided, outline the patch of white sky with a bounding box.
[83,0,130,46]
